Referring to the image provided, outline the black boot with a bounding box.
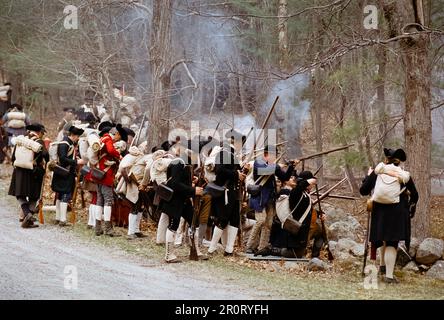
[21,203,38,228]
[271,247,282,256]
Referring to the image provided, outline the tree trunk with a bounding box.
[278,0,289,70]
[148,0,173,148]
[383,0,432,239]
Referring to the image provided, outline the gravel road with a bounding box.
[0,180,263,300]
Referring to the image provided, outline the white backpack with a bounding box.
[372,163,409,204]
[48,141,73,167]
[13,136,42,170]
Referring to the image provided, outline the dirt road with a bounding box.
[0,186,263,300]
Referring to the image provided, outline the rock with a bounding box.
[328,240,338,253]
[426,260,444,280]
[408,237,421,258]
[308,258,328,271]
[396,243,413,267]
[350,244,365,257]
[323,204,348,227]
[418,264,431,272]
[337,238,358,252]
[328,221,360,242]
[416,238,444,265]
[403,261,419,273]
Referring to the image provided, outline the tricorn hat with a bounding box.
[98,121,115,132]
[115,124,128,142]
[383,148,406,162]
[26,123,46,133]
[298,171,314,181]
[123,127,136,138]
[68,125,84,136]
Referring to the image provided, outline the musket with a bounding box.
[324,194,360,200]
[362,199,372,277]
[313,164,323,177]
[70,169,81,225]
[315,184,334,261]
[190,166,205,261]
[309,184,327,195]
[211,120,221,138]
[244,96,279,164]
[37,163,47,224]
[312,177,348,206]
[299,144,354,166]
[131,112,147,148]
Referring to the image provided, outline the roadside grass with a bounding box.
[0,170,442,300]
[69,216,444,300]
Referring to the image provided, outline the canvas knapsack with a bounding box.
[12,135,42,170]
[48,141,73,169]
[372,163,409,204]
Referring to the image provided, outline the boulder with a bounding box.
[403,261,419,273]
[308,258,328,271]
[328,221,360,242]
[416,238,444,265]
[328,240,338,253]
[408,237,421,258]
[426,260,444,280]
[323,204,348,227]
[350,244,365,257]
[336,238,358,252]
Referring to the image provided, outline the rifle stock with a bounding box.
[70,169,81,225]
[315,184,334,261]
[189,166,205,261]
[38,163,47,224]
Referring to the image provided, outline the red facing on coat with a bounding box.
[97,133,121,187]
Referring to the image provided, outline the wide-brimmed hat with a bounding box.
[26,123,46,133]
[383,148,407,162]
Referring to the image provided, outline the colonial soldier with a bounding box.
[207,142,245,257]
[115,145,148,240]
[246,146,295,256]
[360,148,418,284]
[2,103,31,147]
[57,107,76,133]
[0,83,12,118]
[94,123,127,237]
[269,172,317,258]
[51,125,85,226]
[8,123,49,228]
[159,144,204,263]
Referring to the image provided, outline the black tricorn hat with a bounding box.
[26,123,46,133]
[115,124,128,142]
[384,148,407,162]
[298,171,314,181]
[68,125,84,136]
[98,121,115,132]
[123,127,136,137]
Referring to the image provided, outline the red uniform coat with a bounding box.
[97,133,121,187]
